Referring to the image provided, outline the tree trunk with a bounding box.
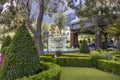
[35,33,44,56]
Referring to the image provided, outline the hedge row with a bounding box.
[40,56,56,63]
[17,62,61,80]
[56,57,92,67]
[97,60,120,75]
[62,54,90,57]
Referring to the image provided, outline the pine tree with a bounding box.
[0,23,40,80]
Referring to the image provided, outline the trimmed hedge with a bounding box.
[17,62,61,80]
[40,56,56,63]
[56,57,92,67]
[62,53,90,57]
[45,54,55,58]
[97,60,120,75]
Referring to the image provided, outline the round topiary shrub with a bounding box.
[0,23,40,80]
[80,39,90,53]
[55,50,62,57]
[1,35,11,54]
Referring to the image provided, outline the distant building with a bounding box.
[65,13,76,27]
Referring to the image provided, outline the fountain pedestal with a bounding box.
[48,36,67,52]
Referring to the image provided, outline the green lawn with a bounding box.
[61,67,120,80]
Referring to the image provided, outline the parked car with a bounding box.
[88,42,95,47]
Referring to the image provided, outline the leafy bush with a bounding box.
[56,57,92,67]
[0,23,40,80]
[17,62,61,80]
[100,51,112,60]
[97,60,120,75]
[113,55,120,62]
[80,39,90,53]
[96,48,103,52]
[0,35,11,54]
[90,51,104,67]
[109,49,120,55]
[55,50,62,57]
[40,56,56,63]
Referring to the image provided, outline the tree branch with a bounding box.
[24,0,37,35]
[36,0,45,33]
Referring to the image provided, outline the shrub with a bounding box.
[113,55,120,62]
[40,56,56,63]
[0,23,40,80]
[97,60,120,75]
[96,48,103,52]
[1,35,11,54]
[100,51,112,60]
[55,50,62,57]
[80,39,90,53]
[17,62,61,80]
[56,57,92,67]
[90,51,104,67]
[109,49,120,55]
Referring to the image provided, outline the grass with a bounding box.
[61,67,120,80]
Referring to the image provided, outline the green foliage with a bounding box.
[113,55,120,62]
[17,62,61,80]
[0,46,10,55]
[55,50,62,57]
[56,57,92,67]
[62,53,90,57]
[100,51,113,60]
[0,23,40,80]
[80,40,90,53]
[55,12,66,34]
[90,51,104,67]
[1,35,11,50]
[40,56,56,63]
[45,54,55,58]
[97,60,120,75]
[101,41,107,50]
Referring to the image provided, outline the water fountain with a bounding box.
[44,35,79,53]
[48,36,67,52]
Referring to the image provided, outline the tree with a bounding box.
[0,0,67,55]
[0,23,40,80]
[55,12,66,34]
[68,0,120,48]
[106,14,120,49]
